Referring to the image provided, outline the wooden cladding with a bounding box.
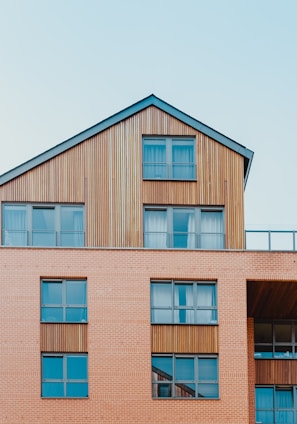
[40,323,87,352]
[256,360,297,385]
[151,325,218,353]
[0,106,245,248]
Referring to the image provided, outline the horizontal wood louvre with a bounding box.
[40,323,87,352]
[151,325,218,353]
[0,106,245,248]
[256,360,297,384]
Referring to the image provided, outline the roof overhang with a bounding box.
[0,94,254,186]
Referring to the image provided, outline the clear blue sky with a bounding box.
[0,0,296,229]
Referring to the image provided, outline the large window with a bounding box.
[151,281,217,324]
[143,137,196,180]
[2,204,84,247]
[41,279,87,323]
[254,320,297,359]
[256,386,297,423]
[42,354,88,398]
[144,206,224,249]
[152,354,218,399]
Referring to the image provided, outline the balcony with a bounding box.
[245,230,297,251]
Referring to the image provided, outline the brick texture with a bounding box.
[1,247,297,424]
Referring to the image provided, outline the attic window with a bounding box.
[142,137,196,180]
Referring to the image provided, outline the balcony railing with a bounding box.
[245,230,297,251]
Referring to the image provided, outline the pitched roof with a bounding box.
[0,94,253,186]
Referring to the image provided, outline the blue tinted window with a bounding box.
[42,354,88,398]
[41,280,87,323]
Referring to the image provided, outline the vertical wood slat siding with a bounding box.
[255,360,297,384]
[151,325,218,353]
[0,106,245,248]
[40,324,87,352]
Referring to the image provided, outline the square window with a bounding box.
[41,279,87,323]
[151,281,217,325]
[143,137,196,180]
[152,355,218,399]
[42,354,88,398]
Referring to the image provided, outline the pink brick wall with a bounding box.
[1,248,296,424]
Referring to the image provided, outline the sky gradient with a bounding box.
[0,0,296,229]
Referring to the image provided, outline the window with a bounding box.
[254,320,297,359]
[41,279,87,323]
[151,281,217,324]
[152,354,218,399]
[143,137,196,180]
[256,386,297,423]
[42,354,88,398]
[2,204,84,247]
[144,206,224,249]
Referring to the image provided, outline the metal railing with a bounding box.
[245,230,297,251]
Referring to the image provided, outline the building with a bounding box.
[0,94,296,424]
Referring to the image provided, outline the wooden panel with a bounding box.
[248,281,297,318]
[151,325,218,353]
[0,106,245,248]
[40,323,87,352]
[256,360,297,384]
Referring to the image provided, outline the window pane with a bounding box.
[173,209,195,248]
[32,208,55,230]
[2,205,27,246]
[197,285,216,306]
[152,383,172,398]
[151,309,172,323]
[254,345,273,359]
[66,307,87,322]
[152,357,173,381]
[60,207,84,247]
[41,307,63,322]
[42,382,64,397]
[175,382,195,398]
[256,410,274,424]
[275,323,292,343]
[255,387,274,409]
[32,231,56,246]
[200,211,224,249]
[196,309,217,324]
[174,309,194,324]
[274,346,293,358]
[66,281,86,305]
[143,142,166,179]
[43,356,63,379]
[42,282,62,304]
[255,323,273,343]
[175,358,194,380]
[172,143,194,180]
[67,356,88,379]
[198,358,218,381]
[275,387,293,408]
[174,284,193,307]
[66,383,88,397]
[151,283,171,307]
[198,383,219,398]
[144,210,167,248]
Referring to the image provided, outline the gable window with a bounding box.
[143,137,196,180]
[254,320,297,359]
[152,354,218,399]
[256,386,297,423]
[151,281,217,324]
[2,204,84,247]
[42,354,88,398]
[144,206,224,249]
[41,279,87,323]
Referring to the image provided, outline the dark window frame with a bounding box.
[2,203,85,247]
[152,354,219,399]
[142,137,196,181]
[151,280,218,324]
[41,353,88,398]
[41,279,87,323]
[256,385,297,423]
